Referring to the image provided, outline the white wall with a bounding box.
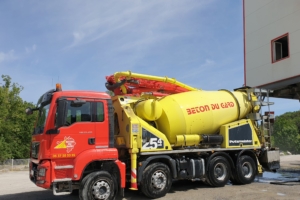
[244,0,300,88]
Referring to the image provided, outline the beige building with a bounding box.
[244,0,300,99]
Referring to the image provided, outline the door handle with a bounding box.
[88,138,95,145]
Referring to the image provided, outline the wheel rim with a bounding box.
[214,163,227,181]
[242,161,253,178]
[92,180,111,200]
[151,170,167,190]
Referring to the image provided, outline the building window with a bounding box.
[272,33,289,63]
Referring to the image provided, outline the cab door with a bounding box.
[51,98,96,159]
[93,100,110,149]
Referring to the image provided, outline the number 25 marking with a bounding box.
[143,138,158,149]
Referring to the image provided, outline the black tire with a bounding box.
[207,156,231,187]
[79,171,116,200]
[141,162,172,199]
[230,173,238,185]
[234,155,256,184]
[204,178,212,186]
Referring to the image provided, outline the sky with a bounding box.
[0,0,299,116]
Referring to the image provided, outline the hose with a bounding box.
[270,180,300,186]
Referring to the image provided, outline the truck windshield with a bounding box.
[33,104,50,135]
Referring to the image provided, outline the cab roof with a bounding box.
[52,90,111,100]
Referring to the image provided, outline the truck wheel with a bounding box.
[79,171,116,200]
[207,156,230,187]
[141,162,172,199]
[235,155,256,184]
[204,178,212,186]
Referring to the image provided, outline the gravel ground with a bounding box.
[0,155,299,200]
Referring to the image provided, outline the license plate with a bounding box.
[30,170,34,176]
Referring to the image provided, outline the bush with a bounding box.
[273,111,300,154]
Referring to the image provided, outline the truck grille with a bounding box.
[30,162,38,183]
[31,142,40,159]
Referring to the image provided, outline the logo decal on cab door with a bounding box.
[55,136,76,153]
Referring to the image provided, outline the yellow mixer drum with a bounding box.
[154,90,253,145]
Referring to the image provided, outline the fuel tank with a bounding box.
[135,90,254,145]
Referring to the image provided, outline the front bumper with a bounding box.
[29,160,51,189]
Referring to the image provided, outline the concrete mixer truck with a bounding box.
[27,71,280,200]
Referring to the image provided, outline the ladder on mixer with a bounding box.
[244,88,274,149]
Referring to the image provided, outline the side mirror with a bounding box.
[25,107,39,115]
[25,107,33,115]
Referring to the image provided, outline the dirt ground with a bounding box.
[278,155,300,169]
[0,155,299,200]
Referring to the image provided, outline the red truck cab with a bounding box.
[28,84,125,199]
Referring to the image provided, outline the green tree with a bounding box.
[0,134,11,161]
[273,111,300,154]
[0,75,36,161]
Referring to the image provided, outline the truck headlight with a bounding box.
[38,168,46,177]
